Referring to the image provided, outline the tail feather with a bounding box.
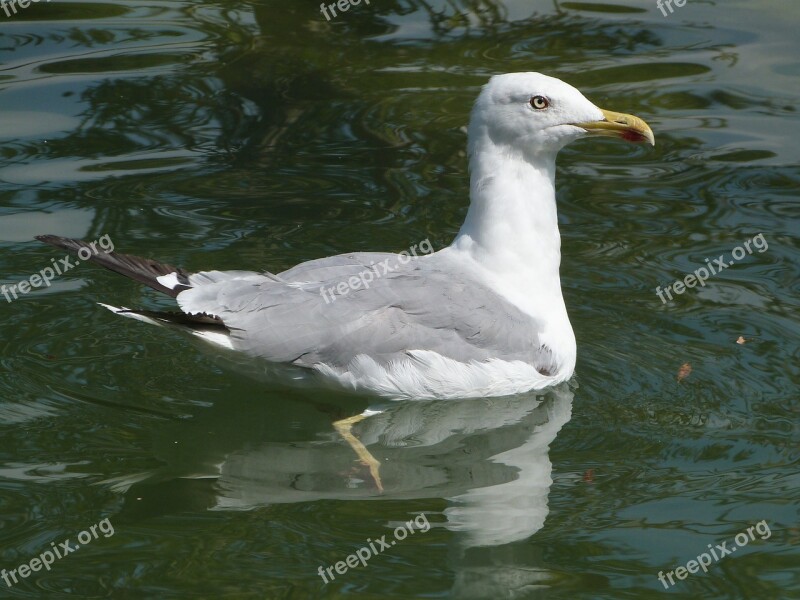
[98,304,232,349]
[36,235,191,298]
[111,307,227,331]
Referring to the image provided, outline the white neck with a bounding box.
[448,133,576,369]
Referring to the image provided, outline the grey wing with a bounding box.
[177,253,554,374]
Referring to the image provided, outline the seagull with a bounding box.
[38,73,653,403]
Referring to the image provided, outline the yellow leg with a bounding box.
[333,413,383,493]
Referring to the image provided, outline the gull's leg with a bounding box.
[333,413,383,493]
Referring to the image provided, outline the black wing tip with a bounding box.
[35,234,82,251]
[34,235,191,298]
[35,234,62,243]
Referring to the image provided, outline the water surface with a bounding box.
[0,0,798,598]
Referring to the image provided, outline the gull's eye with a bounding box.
[529,95,549,110]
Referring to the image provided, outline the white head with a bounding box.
[468,72,654,159]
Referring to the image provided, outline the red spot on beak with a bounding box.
[621,130,647,143]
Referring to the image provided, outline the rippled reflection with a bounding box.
[110,383,572,548]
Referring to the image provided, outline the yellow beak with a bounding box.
[572,108,655,146]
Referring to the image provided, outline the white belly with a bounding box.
[314,350,572,400]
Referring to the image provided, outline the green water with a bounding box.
[0,1,798,598]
